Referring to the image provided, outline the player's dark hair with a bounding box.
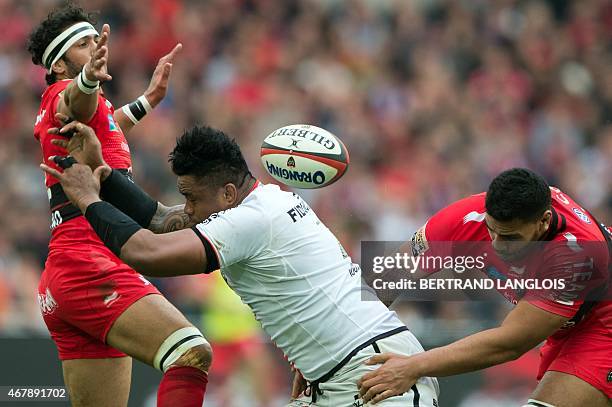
[170,125,251,188]
[485,168,552,223]
[27,2,97,85]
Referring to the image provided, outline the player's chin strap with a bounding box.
[153,327,209,372]
[522,399,557,407]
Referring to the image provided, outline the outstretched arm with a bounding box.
[114,43,182,134]
[49,120,194,233]
[40,162,205,277]
[358,301,568,404]
[57,24,112,123]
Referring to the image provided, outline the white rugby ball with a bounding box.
[260,124,349,189]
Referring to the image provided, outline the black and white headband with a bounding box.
[42,21,99,73]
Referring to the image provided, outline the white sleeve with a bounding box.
[193,204,270,269]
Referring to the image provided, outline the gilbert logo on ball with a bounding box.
[261,124,349,189]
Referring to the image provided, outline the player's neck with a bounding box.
[535,223,551,241]
[237,177,257,204]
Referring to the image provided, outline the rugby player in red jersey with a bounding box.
[359,168,611,406]
[28,5,210,406]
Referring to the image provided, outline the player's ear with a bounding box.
[223,183,238,205]
[51,59,66,76]
[539,210,552,233]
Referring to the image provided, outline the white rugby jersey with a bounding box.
[193,182,405,380]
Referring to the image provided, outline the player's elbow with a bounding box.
[121,231,189,277]
[63,90,97,123]
[122,250,153,274]
[487,343,526,365]
[498,337,533,362]
[69,109,96,124]
[505,346,527,361]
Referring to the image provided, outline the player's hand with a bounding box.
[143,43,182,108]
[84,24,112,82]
[291,369,307,398]
[48,115,110,179]
[357,353,417,404]
[40,162,108,213]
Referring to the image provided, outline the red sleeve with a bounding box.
[48,79,101,126]
[410,208,456,274]
[528,299,581,318]
[424,193,486,242]
[48,80,70,115]
[525,241,607,318]
[423,207,460,242]
[410,195,485,274]
[36,80,70,139]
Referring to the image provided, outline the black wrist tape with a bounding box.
[127,99,147,121]
[100,170,158,228]
[85,201,143,257]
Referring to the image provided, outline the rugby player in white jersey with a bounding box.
[42,121,439,406]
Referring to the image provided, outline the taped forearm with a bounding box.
[84,201,142,257]
[62,66,100,123]
[100,170,158,228]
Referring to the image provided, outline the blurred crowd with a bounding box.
[0,0,611,404]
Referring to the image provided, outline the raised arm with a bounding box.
[57,24,112,123]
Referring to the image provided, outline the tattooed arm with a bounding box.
[149,203,195,234]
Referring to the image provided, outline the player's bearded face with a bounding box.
[178,175,233,223]
[59,35,97,79]
[485,213,551,262]
[62,57,83,79]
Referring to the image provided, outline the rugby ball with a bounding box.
[260,124,349,189]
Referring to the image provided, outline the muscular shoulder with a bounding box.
[42,79,71,98]
[424,192,488,241]
[39,80,71,112]
[549,189,606,244]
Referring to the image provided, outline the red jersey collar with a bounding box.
[247,179,260,195]
[541,207,566,241]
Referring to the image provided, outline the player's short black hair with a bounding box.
[27,2,97,85]
[485,168,552,223]
[169,125,251,188]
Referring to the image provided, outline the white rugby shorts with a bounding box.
[287,329,440,407]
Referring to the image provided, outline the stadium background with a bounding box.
[0,0,610,405]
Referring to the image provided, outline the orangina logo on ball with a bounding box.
[260,124,349,189]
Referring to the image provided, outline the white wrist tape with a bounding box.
[76,66,99,94]
[524,399,557,407]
